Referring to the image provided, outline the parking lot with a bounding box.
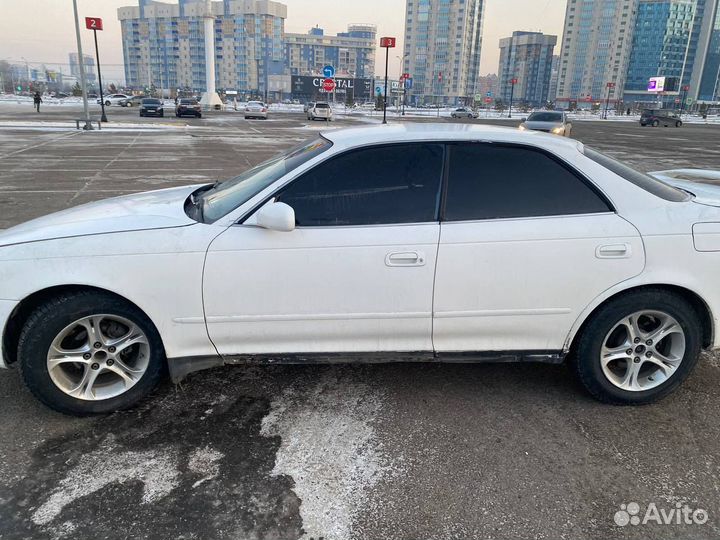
[1,104,719,540]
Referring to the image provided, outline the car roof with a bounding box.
[321,123,582,152]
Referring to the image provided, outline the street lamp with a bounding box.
[396,53,409,114]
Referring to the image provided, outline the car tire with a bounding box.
[197,114,202,118]
[652,120,659,127]
[571,289,701,405]
[18,290,166,416]
[676,121,683,127]
[105,100,111,106]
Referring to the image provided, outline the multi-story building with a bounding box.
[284,25,376,79]
[476,73,499,99]
[68,53,97,86]
[556,0,638,108]
[692,0,720,102]
[548,55,560,101]
[498,31,557,106]
[118,0,286,97]
[402,0,485,105]
[623,0,696,107]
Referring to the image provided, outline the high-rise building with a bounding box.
[548,55,560,101]
[498,31,557,106]
[284,25,376,79]
[68,53,97,86]
[402,0,485,105]
[623,0,696,107]
[692,0,720,102]
[556,0,638,108]
[118,0,286,97]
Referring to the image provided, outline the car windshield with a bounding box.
[315,103,330,109]
[180,99,196,105]
[528,112,563,122]
[195,137,333,223]
[248,101,263,106]
[583,147,690,202]
[143,99,160,105]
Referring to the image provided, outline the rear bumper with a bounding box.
[0,300,19,369]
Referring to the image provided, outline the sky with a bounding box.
[0,0,567,84]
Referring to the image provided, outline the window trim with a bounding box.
[439,141,616,223]
[241,141,448,228]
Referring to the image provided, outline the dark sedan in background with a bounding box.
[139,98,164,118]
[176,99,202,118]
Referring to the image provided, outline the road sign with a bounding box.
[675,98,681,104]
[486,91,493,97]
[404,77,413,89]
[474,94,482,101]
[606,82,616,88]
[380,37,396,48]
[322,65,335,78]
[322,78,336,92]
[375,86,383,96]
[511,78,518,85]
[484,97,493,104]
[401,73,410,80]
[682,85,690,92]
[85,17,103,30]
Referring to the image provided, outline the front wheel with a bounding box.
[18,291,166,415]
[105,100,111,106]
[652,120,659,127]
[676,120,683,127]
[572,289,701,405]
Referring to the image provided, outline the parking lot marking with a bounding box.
[0,131,80,160]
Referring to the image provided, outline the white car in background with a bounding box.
[97,94,129,107]
[244,101,268,120]
[0,124,718,415]
[308,102,333,121]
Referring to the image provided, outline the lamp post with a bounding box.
[508,78,517,118]
[380,37,396,124]
[72,0,93,130]
[603,82,615,120]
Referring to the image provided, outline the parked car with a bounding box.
[139,98,164,117]
[303,101,315,113]
[308,101,332,121]
[53,92,70,99]
[98,94,129,106]
[451,107,479,119]
[245,101,268,120]
[176,98,202,118]
[640,109,683,127]
[1,124,718,414]
[519,111,573,136]
[120,96,146,107]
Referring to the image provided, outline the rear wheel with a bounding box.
[572,290,701,405]
[676,120,683,127]
[18,291,166,416]
[652,120,659,127]
[105,100,111,106]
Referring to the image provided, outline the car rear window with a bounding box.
[583,147,690,202]
[315,103,330,109]
[180,99,196,104]
[143,99,160,104]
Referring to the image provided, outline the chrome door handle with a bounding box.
[596,243,631,258]
[386,251,426,267]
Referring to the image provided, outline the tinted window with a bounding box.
[143,99,160,105]
[180,99,196,104]
[315,103,330,108]
[444,144,611,221]
[277,144,444,226]
[528,112,563,122]
[583,147,689,202]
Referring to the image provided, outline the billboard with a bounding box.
[291,76,373,99]
[647,77,666,92]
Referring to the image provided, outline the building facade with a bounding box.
[556,0,638,108]
[548,55,560,101]
[623,0,695,107]
[694,0,720,101]
[284,25,376,79]
[498,31,557,106]
[118,0,286,97]
[69,53,97,86]
[402,0,485,104]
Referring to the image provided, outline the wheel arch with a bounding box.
[2,284,166,367]
[566,284,714,354]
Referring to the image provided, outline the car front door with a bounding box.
[432,142,645,354]
[203,143,445,356]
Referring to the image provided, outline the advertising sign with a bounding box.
[85,17,103,30]
[647,77,666,92]
[291,76,373,98]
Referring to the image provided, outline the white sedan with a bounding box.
[0,124,718,415]
[97,94,129,107]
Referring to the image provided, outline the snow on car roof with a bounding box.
[321,123,581,151]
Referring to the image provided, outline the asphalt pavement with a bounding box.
[0,104,719,540]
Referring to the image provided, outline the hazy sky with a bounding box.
[0,0,567,83]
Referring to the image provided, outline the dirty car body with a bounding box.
[1,124,719,414]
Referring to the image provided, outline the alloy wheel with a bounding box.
[600,310,686,392]
[46,314,150,401]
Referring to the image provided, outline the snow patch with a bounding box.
[188,446,224,488]
[260,371,394,540]
[31,436,180,526]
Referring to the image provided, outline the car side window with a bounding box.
[276,143,444,226]
[444,143,611,221]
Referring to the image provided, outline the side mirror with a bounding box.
[256,201,296,232]
[521,117,527,122]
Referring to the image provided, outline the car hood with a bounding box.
[650,169,720,208]
[0,184,204,247]
[524,121,563,129]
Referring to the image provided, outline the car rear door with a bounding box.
[432,142,645,354]
[203,143,444,356]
